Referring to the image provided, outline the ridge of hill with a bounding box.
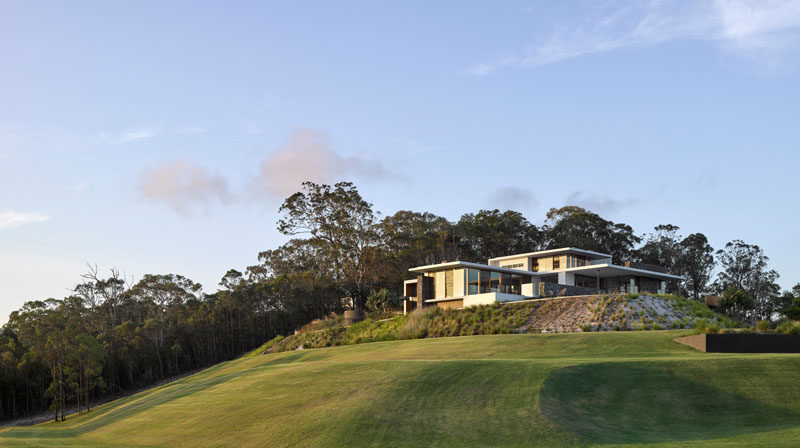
[1,330,798,447]
[254,294,737,354]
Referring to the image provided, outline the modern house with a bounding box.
[402,247,682,312]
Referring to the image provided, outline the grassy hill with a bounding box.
[1,330,799,447]
[258,294,737,354]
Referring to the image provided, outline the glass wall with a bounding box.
[566,254,590,268]
[465,268,526,296]
[467,269,479,295]
[501,272,521,294]
[479,270,491,293]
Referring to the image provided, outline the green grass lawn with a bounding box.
[2,330,799,447]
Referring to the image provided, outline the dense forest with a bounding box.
[1,181,799,422]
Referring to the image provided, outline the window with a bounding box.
[575,274,597,289]
[502,262,524,269]
[553,257,560,269]
[532,259,539,272]
[490,271,500,293]
[480,270,491,293]
[501,273,521,295]
[467,269,479,295]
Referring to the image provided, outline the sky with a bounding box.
[2,0,800,323]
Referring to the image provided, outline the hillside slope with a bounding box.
[261,294,735,353]
[1,331,799,447]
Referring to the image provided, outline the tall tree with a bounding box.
[675,233,715,301]
[128,274,200,378]
[635,224,682,270]
[456,209,540,262]
[278,182,381,308]
[716,240,780,323]
[542,206,640,263]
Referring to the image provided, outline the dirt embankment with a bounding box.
[519,294,724,333]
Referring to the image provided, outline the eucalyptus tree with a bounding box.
[542,206,639,263]
[128,274,200,379]
[278,181,381,308]
[676,233,715,301]
[716,240,780,323]
[456,209,540,262]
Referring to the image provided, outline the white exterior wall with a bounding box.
[463,292,526,308]
[558,271,575,286]
[453,269,465,297]
[435,271,446,299]
[522,283,536,297]
[536,257,553,271]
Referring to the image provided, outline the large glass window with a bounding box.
[480,270,491,293]
[501,273,521,294]
[467,269,479,295]
[553,257,560,269]
[464,268,526,296]
[567,254,589,268]
[490,271,500,293]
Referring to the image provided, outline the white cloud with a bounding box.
[564,191,638,217]
[468,0,800,75]
[97,128,157,145]
[486,186,538,211]
[251,128,397,199]
[0,211,51,230]
[138,160,231,214]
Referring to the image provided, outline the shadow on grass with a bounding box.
[0,350,328,442]
[324,360,579,447]
[539,362,800,444]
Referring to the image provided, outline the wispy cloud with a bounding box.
[486,186,538,211]
[251,128,399,199]
[564,191,638,217]
[96,128,157,145]
[176,125,208,136]
[138,160,231,214]
[468,0,800,75]
[0,211,51,230]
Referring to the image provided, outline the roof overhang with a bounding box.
[563,264,683,281]
[408,261,682,281]
[488,247,612,263]
[408,261,535,276]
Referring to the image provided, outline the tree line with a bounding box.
[1,181,798,422]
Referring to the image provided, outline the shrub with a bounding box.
[580,324,592,332]
[777,321,800,335]
[245,335,285,356]
[366,288,402,313]
[756,320,772,333]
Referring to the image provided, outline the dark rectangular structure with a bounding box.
[705,334,800,353]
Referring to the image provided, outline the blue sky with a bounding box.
[2,1,800,322]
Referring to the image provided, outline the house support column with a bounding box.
[629,278,638,294]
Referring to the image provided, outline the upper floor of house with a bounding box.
[487,247,611,272]
[486,247,669,274]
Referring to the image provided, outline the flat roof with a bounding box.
[488,247,612,263]
[562,264,683,281]
[408,261,535,276]
[407,261,682,281]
